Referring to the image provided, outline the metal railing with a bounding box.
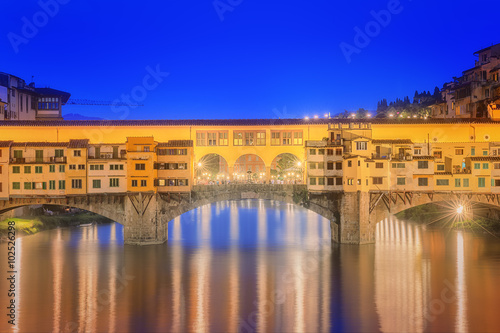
[10,156,67,164]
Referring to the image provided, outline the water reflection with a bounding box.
[1,200,500,332]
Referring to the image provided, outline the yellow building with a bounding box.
[0,141,11,199]
[126,137,157,192]
[87,143,127,193]
[156,140,193,193]
[66,140,89,195]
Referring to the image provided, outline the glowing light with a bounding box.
[456,205,464,215]
[351,113,356,118]
[304,116,310,120]
[389,114,394,117]
[367,113,371,118]
[198,162,202,167]
[324,113,329,118]
[314,115,319,119]
[297,161,302,167]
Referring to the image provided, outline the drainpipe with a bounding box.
[427,133,430,156]
[470,124,476,143]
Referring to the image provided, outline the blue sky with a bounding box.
[2,0,499,119]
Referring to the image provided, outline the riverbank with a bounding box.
[0,213,113,241]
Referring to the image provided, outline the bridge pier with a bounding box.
[338,191,376,244]
[123,193,168,245]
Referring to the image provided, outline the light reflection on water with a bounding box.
[1,199,500,332]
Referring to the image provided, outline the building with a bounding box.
[0,72,70,121]
[156,140,193,192]
[87,143,127,194]
[430,43,500,119]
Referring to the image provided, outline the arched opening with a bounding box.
[270,153,303,184]
[195,153,229,185]
[233,154,266,183]
[0,204,115,239]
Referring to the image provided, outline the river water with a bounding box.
[1,199,500,332]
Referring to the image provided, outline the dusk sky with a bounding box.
[3,0,500,120]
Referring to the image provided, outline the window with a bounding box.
[455,149,464,155]
[318,177,325,186]
[132,180,138,187]
[73,150,81,157]
[495,179,500,187]
[109,178,119,187]
[356,142,367,150]
[318,149,325,155]
[474,163,480,170]
[55,149,64,157]
[478,178,486,188]
[59,165,65,172]
[72,179,82,189]
[13,150,23,158]
[483,150,488,156]
[69,165,76,170]
[495,163,500,170]
[414,148,422,155]
[12,166,20,174]
[433,151,442,159]
[397,177,406,185]
[196,132,206,146]
[233,132,243,146]
[437,164,445,171]
[336,177,343,185]
[244,132,254,146]
[219,132,228,146]
[455,178,461,187]
[0,166,2,174]
[483,163,489,169]
[93,180,101,188]
[336,162,342,170]
[336,148,342,156]
[78,164,85,170]
[141,180,147,187]
[49,165,55,172]
[293,132,303,145]
[58,180,65,190]
[35,166,42,173]
[327,149,333,156]
[309,178,317,186]
[348,161,352,167]
[373,177,383,185]
[135,163,146,170]
[309,149,316,155]
[24,182,32,190]
[271,132,280,145]
[436,179,449,186]
[375,163,383,169]
[463,178,469,187]
[471,147,475,156]
[347,179,353,185]
[24,166,31,174]
[418,161,429,169]
[208,133,217,146]
[327,177,334,185]
[282,132,292,145]
[318,162,324,170]
[308,162,317,169]
[418,178,428,186]
[327,162,334,170]
[256,132,266,146]
[12,182,20,190]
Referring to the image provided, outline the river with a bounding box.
[1,199,500,332]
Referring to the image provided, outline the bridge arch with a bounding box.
[232,154,266,183]
[195,153,230,184]
[270,153,303,183]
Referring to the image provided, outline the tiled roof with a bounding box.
[157,140,193,147]
[372,139,413,145]
[0,141,13,147]
[68,139,89,148]
[0,118,499,127]
[11,142,69,147]
[470,156,500,161]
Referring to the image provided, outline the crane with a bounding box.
[66,99,144,107]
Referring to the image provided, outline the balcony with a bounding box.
[10,156,67,164]
[88,153,126,160]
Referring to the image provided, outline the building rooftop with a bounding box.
[0,118,499,127]
[11,142,69,147]
[68,139,89,148]
[372,139,413,145]
[157,140,193,147]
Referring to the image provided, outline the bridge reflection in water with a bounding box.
[2,200,500,332]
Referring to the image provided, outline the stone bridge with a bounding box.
[1,185,499,245]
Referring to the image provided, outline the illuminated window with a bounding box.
[219,132,228,146]
[256,132,266,146]
[196,132,206,146]
[208,132,217,146]
[293,131,303,145]
[282,132,292,145]
[245,132,254,146]
[271,132,281,145]
[233,132,243,146]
